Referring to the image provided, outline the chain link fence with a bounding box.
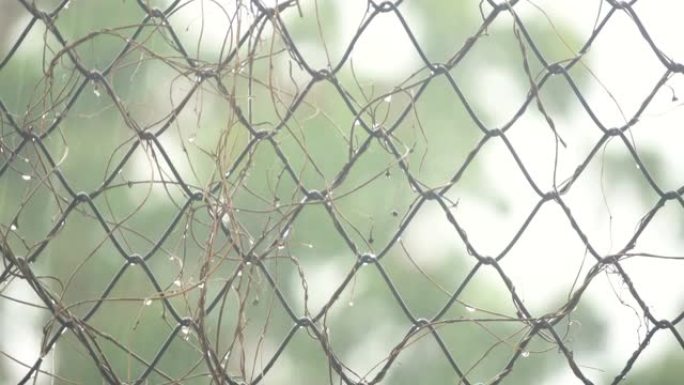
[1,0,683,384]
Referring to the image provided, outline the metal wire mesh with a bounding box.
[1,0,683,384]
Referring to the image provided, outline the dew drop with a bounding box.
[198,282,205,289]
[181,325,190,335]
[93,88,101,98]
[465,306,475,313]
[144,298,152,306]
[635,163,640,170]
[174,279,182,287]
[521,351,530,358]
[23,157,29,163]
[354,119,360,126]
[237,270,243,277]
[21,174,32,181]
[188,135,196,143]
[277,244,285,250]
[384,94,392,102]
[304,243,314,249]
[348,301,354,307]
[10,224,17,231]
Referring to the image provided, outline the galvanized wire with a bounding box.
[1,0,683,384]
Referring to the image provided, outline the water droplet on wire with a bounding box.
[21,174,31,181]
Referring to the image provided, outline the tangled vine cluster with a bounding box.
[1,0,683,384]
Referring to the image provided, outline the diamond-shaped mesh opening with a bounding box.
[1,1,683,384]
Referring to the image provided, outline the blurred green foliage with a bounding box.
[1,1,680,385]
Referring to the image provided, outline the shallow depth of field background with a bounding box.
[1,1,683,384]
